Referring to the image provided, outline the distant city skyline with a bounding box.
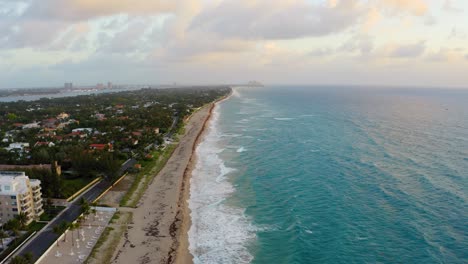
[1,0,468,89]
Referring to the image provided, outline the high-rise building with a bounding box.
[0,171,43,225]
[107,82,113,89]
[64,82,73,89]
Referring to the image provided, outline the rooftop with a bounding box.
[0,171,26,177]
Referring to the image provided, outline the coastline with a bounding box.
[111,89,232,264]
[176,89,234,264]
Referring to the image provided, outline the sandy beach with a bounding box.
[111,93,228,264]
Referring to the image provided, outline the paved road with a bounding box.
[118,158,136,175]
[165,116,179,139]
[14,158,138,261]
[14,180,110,260]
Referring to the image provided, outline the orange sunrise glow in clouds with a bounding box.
[0,0,467,88]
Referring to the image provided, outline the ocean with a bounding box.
[188,86,468,264]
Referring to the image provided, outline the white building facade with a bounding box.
[0,171,43,225]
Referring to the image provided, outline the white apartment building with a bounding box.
[0,171,43,225]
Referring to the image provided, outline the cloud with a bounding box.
[0,0,195,52]
[96,18,158,54]
[448,27,467,40]
[378,0,428,16]
[151,32,255,63]
[339,35,374,56]
[309,48,335,57]
[0,19,68,49]
[190,0,365,40]
[424,15,437,26]
[388,41,426,58]
[426,48,462,62]
[24,0,182,21]
[443,0,463,13]
[362,8,382,31]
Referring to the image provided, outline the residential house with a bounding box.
[89,143,113,152]
[34,141,55,148]
[56,112,70,120]
[5,143,30,152]
[22,122,40,129]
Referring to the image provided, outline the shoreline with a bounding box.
[111,89,232,264]
[176,89,234,264]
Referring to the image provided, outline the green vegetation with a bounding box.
[61,175,96,198]
[52,221,70,247]
[39,205,65,221]
[26,222,46,232]
[0,219,47,261]
[0,86,230,198]
[120,143,178,207]
[9,252,33,264]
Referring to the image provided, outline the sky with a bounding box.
[0,0,467,89]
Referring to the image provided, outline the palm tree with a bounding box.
[52,224,64,247]
[12,228,20,244]
[69,223,78,247]
[0,230,7,250]
[76,216,83,239]
[80,199,90,216]
[10,256,27,264]
[16,212,28,230]
[10,253,33,264]
[91,208,97,221]
[53,221,69,246]
[60,221,70,243]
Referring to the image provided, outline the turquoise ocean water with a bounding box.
[188,86,468,264]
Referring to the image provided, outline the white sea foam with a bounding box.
[221,133,243,138]
[237,118,250,124]
[274,117,296,121]
[189,103,255,264]
[236,146,247,153]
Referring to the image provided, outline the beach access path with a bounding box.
[111,103,213,264]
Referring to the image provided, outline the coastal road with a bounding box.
[13,180,110,260]
[14,158,137,260]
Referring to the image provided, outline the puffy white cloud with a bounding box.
[190,0,366,40]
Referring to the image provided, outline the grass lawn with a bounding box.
[28,221,47,232]
[61,176,95,198]
[39,206,66,221]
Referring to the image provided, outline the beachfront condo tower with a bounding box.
[0,171,43,225]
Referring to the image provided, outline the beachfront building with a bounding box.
[0,171,43,225]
